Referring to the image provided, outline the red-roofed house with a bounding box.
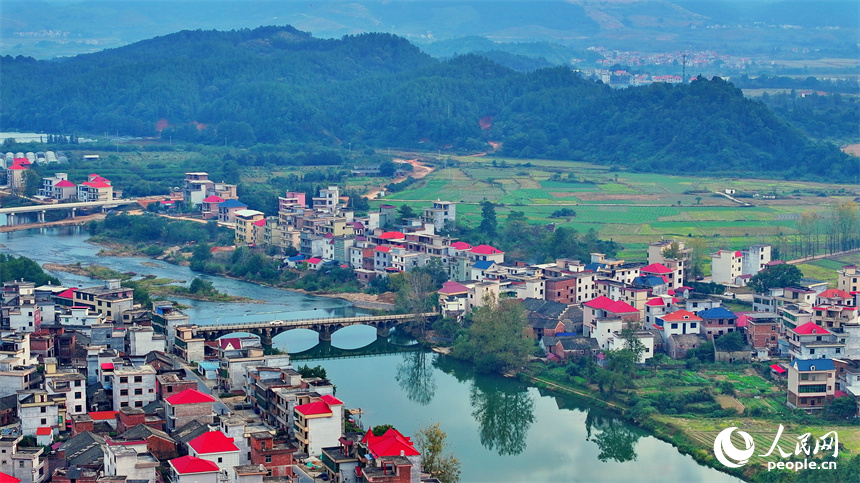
[201,195,225,219]
[188,431,239,475]
[582,296,640,337]
[357,428,421,482]
[448,241,472,252]
[6,163,27,192]
[380,231,405,240]
[77,176,113,202]
[169,456,221,483]
[293,396,343,456]
[644,296,674,327]
[165,389,216,431]
[468,244,505,263]
[306,257,324,270]
[813,288,858,330]
[641,262,684,289]
[0,472,21,483]
[787,322,843,360]
[657,310,701,339]
[438,281,470,318]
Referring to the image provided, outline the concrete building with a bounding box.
[110,364,157,410]
[293,395,344,456]
[169,456,220,483]
[183,173,214,206]
[787,358,836,410]
[234,210,266,245]
[218,199,249,225]
[0,435,45,483]
[17,390,62,437]
[104,440,158,483]
[838,265,860,294]
[165,389,216,432]
[422,200,456,232]
[150,301,190,351]
[72,280,133,322]
[187,431,240,477]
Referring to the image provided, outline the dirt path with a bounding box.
[528,376,626,411]
[364,158,435,200]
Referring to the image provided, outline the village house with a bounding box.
[0,435,45,483]
[787,322,845,360]
[168,455,221,483]
[293,395,344,456]
[787,358,837,411]
[165,389,216,431]
[187,431,240,477]
[697,307,737,340]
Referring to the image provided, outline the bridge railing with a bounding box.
[197,312,436,332]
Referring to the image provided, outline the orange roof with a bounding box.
[819,289,851,299]
[661,310,702,322]
[36,427,52,436]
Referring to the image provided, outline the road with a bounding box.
[172,356,230,414]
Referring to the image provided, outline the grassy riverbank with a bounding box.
[43,262,254,303]
[524,360,859,482]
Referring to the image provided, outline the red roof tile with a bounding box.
[438,281,469,295]
[645,298,668,307]
[101,362,114,370]
[0,472,21,483]
[170,456,220,475]
[641,263,672,274]
[361,428,419,458]
[166,389,216,405]
[36,427,52,436]
[89,411,118,421]
[219,338,242,350]
[202,195,225,203]
[83,181,111,188]
[7,164,25,170]
[13,158,28,164]
[449,241,472,250]
[375,246,391,253]
[55,180,75,187]
[307,257,322,264]
[792,322,831,335]
[819,289,851,299]
[189,431,239,454]
[661,310,701,322]
[294,401,332,417]
[56,288,77,299]
[320,394,344,405]
[583,296,638,314]
[469,244,502,255]
[380,231,405,240]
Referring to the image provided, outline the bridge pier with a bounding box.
[6,213,13,226]
[38,211,45,223]
[260,329,273,350]
[318,326,335,342]
[376,324,390,338]
[70,208,76,219]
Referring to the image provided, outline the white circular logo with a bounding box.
[714,427,755,468]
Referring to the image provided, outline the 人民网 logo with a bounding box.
[713,427,755,468]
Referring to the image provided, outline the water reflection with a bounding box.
[585,410,642,463]
[395,351,437,405]
[468,376,536,456]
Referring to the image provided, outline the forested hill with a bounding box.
[1,26,853,181]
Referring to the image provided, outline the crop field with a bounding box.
[373,154,857,260]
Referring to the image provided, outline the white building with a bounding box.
[110,364,157,410]
[125,326,166,357]
[187,431,241,478]
[169,456,221,483]
[423,200,456,232]
[104,440,158,483]
[0,435,45,483]
[17,390,61,437]
[293,395,344,456]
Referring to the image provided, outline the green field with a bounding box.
[373,155,859,261]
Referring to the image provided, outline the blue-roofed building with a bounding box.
[697,307,738,340]
[788,358,837,410]
[470,260,495,281]
[218,198,248,224]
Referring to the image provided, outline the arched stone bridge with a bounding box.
[193,312,437,346]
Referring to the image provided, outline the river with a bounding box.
[0,226,741,482]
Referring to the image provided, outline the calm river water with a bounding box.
[0,226,741,482]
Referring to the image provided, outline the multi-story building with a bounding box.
[72,280,133,322]
[422,200,456,232]
[76,174,113,202]
[293,395,344,456]
[183,173,214,206]
[234,210,266,245]
[151,301,190,351]
[744,312,781,357]
[812,288,858,330]
[110,364,157,410]
[103,440,158,483]
[312,186,340,212]
[787,358,836,410]
[0,435,45,483]
[710,250,743,285]
[187,431,240,478]
[787,322,845,360]
[697,307,738,340]
[218,199,249,225]
[17,390,63,437]
[43,359,86,416]
[169,456,221,483]
[165,389,216,431]
[248,432,296,478]
[582,296,640,338]
[838,265,860,293]
[546,272,597,305]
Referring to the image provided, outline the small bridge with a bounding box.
[193,312,436,346]
[0,199,139,223]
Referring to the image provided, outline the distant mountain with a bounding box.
[1,26,852,181]
[2,0,857,59]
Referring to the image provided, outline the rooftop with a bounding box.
[189,431,239,454]
[170,455,220,475]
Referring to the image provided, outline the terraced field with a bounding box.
[373,154,857,260]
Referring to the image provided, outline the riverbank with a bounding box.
[525,361,859,482]
[43,262,256,303]
[0,213,105,233]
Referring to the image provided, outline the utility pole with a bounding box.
[682,54,687,83]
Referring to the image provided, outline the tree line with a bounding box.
[1,26,854,182]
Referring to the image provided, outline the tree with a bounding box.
[397,204,415,223]
[747,264,802,293]
[826,396,857,419]
[714,330,746,352]
[371,424,394,436]
[296,364,327,379]
[479,200,497,237]
[22,170,41,197]
[661,240,682,259]
[686,237,709,280]
[414,423,461,483]
[452,295,532,373]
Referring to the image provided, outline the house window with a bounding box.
[120,389,128,396]
[134,401,143,408]
[119,377,128,384]
[41,407,46,413]
[75,380,82,387]
[265,456,272,463]
[75,392,82,399]
[134,388,143,395]
[134,376,142,383]
[40,419,46,425]
[670,323,678,329]
[217,458,223,463]
[75,405,82,413]
[19,461,24,468]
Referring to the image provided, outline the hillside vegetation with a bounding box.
[1,26,853,181]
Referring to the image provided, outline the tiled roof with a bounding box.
[375,246,391,253]
[792,358,835,372]
[472,260,494,270]
[88,411,117,421]
[83,181,111,188]
[661,310,701,322]
[0,472,21,483]
[294,401,332,417]
[438,281,469,295]
[449,241,472,250]
[218,199,247,208]
[320,394,344,405]
[361,428,419,458]
[189,431,239,454]
[697,307,736,319]
[7,164,25,170]
[470,244,502,255]
[818,288,851,299]
[219,337,242,350]
[55,180,75,187]
[792,322,830,335]
[645,298,668,307]
[380,231,405,240]
[166,389,216,405]
[170,455,220,475]
[36,427,52,436]
[583,296,638,314]
[202,195,225,203]
[641,263,672,274]
[307,257,322,264]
